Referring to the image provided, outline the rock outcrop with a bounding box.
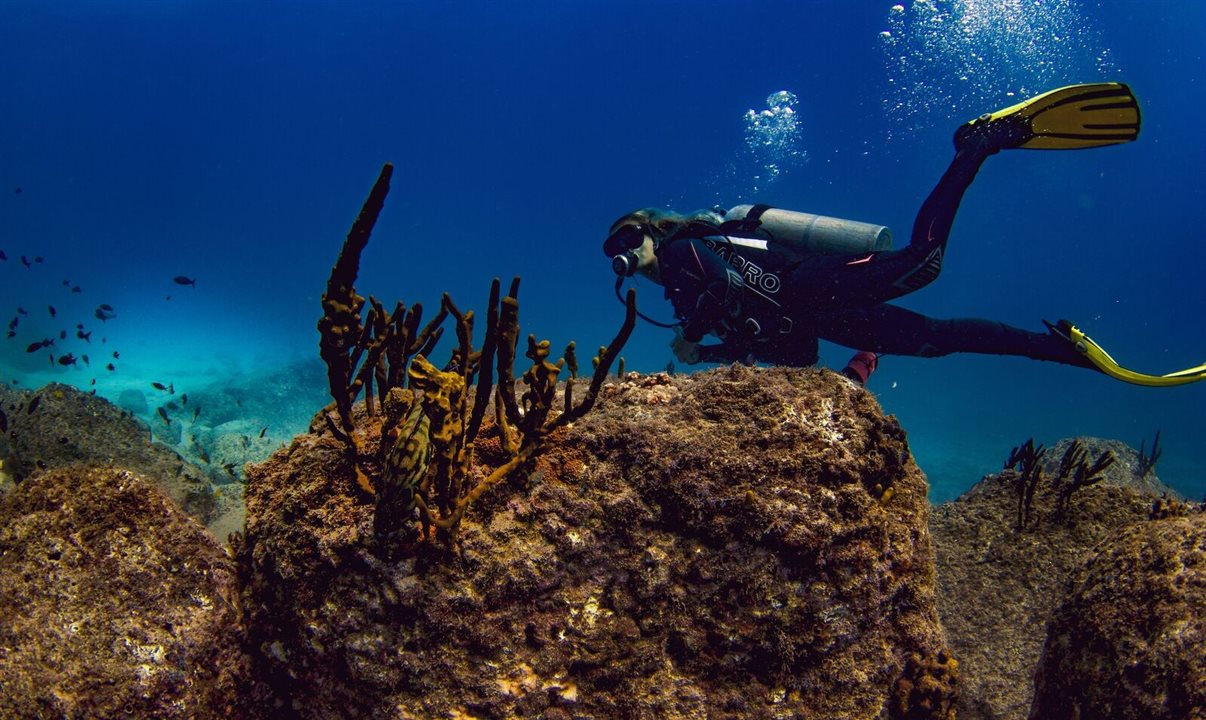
[1029,511,1206,720]
[238,366,951,719]
[0,382,217,526]
[0,465,248,719]
[931,437,1182,720]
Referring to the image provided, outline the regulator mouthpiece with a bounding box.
[611,252,639,277]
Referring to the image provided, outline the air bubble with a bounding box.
[741,89,807,192]
[879,0,1118,135]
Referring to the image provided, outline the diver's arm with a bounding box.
[670,327,755,366]
[670,327,701,364]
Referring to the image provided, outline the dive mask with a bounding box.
[604,223,649,277]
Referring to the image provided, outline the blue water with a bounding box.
[2,1,1203,502]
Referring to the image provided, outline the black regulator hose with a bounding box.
[614,276,679,329]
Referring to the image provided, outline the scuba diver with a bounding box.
[604,82,1206,387]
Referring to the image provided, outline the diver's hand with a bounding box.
[671,327,701,365]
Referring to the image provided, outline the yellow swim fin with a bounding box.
[960,82,1141,151]
[1047,320,1206,387]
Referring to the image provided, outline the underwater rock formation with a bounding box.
[930,437,1181,720]
[0,382,217,525]
[238,365,950,719]
[1029,511,1206,720]
[117,387,149,415]
[1041,436,1180,498]
[0,465,248,719]
[143,358,330,489]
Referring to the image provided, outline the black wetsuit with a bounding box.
[658,144,1095,371]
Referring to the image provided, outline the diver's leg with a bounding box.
[814,304,1097,370]
[785,140,994,308]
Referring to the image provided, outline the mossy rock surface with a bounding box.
[931,440,1182,720]
[0,465,248,719]
[240,366,948,719]
[1029,511,1206,720]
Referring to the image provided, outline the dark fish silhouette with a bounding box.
[62,279,70,286]
[58,330,66,340]
[27,395,40,414]
[98,304,114,311]
[57,353,76,367]
[71,286,81,294]
[113,351,120,359]
[165,401,179,411]
[8,317,17,331]
[48,305,56,318]
[106,363,115,372]
[13,187,21,194]
[20,256,31,269]
[192,406,201,422]
[152,382,168,391]
[0,250,6,260]
[94,304,117,322]
[25,340,46,353]
[181,393,188,406]
[16,307,27,315]
[172,276,196,287]
[76,329,91,342]
[157,407,170,425]
[34,256,42,263]
[81,354,89,367]
[259,426,268,438]
[0,408,7,432]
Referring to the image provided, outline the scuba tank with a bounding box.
[722,204,893,258]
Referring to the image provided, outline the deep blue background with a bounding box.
[2,1,1202,501]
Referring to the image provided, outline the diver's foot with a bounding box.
[953,114,1027,155]
[1041,319,1098,370]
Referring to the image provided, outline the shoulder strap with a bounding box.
[717,203,774,236]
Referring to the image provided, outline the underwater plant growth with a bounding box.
[317,163,636,556]
[1005,436,1115,531]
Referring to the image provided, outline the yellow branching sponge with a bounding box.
[317,163,637,559]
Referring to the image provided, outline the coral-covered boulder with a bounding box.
[1029,511,1206,720]
[240,366,950,719]
[0,382,216,525]
[0,465,247,719]
[931,445,1167,720]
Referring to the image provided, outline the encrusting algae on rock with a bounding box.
[238,361,953,717]
[0,466,247,719]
